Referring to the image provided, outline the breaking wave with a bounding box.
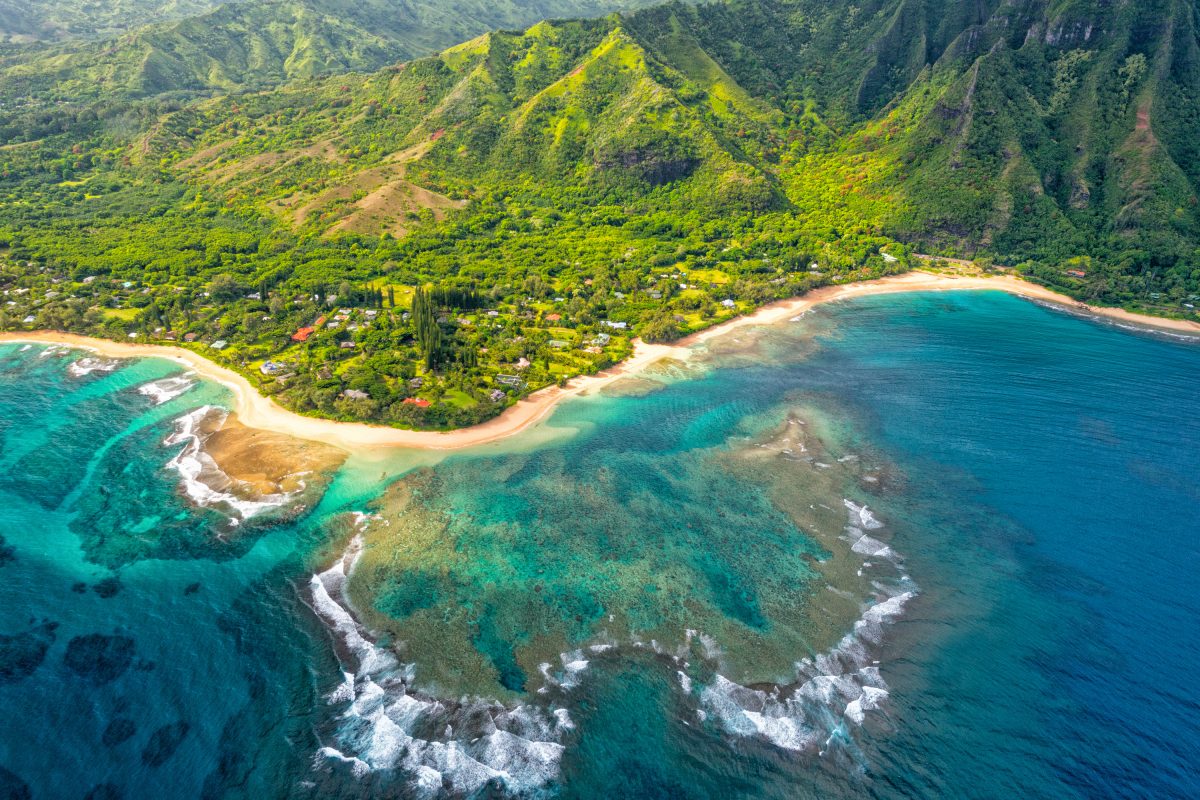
[137,375,196,405]
[163,406,297,522]
[306,532,574,798]
[694,499,916,763]
[67,356,122,377]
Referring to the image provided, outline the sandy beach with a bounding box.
[3,270,1197,452]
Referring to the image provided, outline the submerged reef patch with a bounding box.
[0,767,31,800]
[346,440,831,699]
[63,634,136,685]
[4,388,148,510]
[92,577,122,599]
[0,622,57,685]
[101,719,137,748]
[345,401,897,702]
[141,722,190,768]
[304,390,918,791]
[68,406,344,568]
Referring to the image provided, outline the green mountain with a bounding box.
[824,0,1200,298]
[626,0,1200,301]
[0,0,227,43]
[137,0,1200,303]
[148,15,782,226]
[0,0,667,104]
[0,0,1197,428]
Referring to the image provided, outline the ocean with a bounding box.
[0,290,1196,799]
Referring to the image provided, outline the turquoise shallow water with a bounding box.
[0,291,1198,798]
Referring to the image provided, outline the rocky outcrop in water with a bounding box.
[0,622,56,685]
[63,634,136,685]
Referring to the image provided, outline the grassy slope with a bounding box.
[146,15,781,227]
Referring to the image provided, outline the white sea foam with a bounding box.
[163,406,298,520]
[327,671,357,705]
[316,747,370,780]
[843,499,884,529]
[843,685,889,725]
[308,536,570,796]
[308,541,399,678]
[697,499,916,758]
[67,356,121,377]
[744,710,812,751]
[698,589,904,755]
[849,531,895,559]
[138,375,196,405]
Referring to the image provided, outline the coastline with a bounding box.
[2,270,1197,452]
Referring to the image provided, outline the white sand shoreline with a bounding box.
[3,270,1197,452]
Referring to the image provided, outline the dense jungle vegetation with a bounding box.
[0,0,1197,428]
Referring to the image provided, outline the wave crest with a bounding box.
[696,500,916,763]
[163,407,300,522]
[307,535,573,798]
[67,356,122,377]
[138,375,196,405]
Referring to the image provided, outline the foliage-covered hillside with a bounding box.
[620,0,1200,304]
[864,0,1200,302]
[0,0,1197,429]
[0,0,227,43]
[0,0,666,105]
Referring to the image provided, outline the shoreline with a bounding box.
[3,271,1197,452]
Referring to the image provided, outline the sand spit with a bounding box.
[162,407,347,522]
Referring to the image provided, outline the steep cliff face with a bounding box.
[5,0,1198,304]
[640,0,1200,295]
[878,0,1200,292]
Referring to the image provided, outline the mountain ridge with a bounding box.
[0,0,669,104]
[122,0,1200,305]
[0,0,1197,429]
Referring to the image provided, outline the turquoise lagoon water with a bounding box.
[0,291,1197,799]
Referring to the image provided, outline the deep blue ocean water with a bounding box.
[0,291,1197,799]
[795,294,1200,799]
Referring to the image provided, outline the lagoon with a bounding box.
[0,291,1196,799]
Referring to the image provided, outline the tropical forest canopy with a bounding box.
[0,0,1197,429]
